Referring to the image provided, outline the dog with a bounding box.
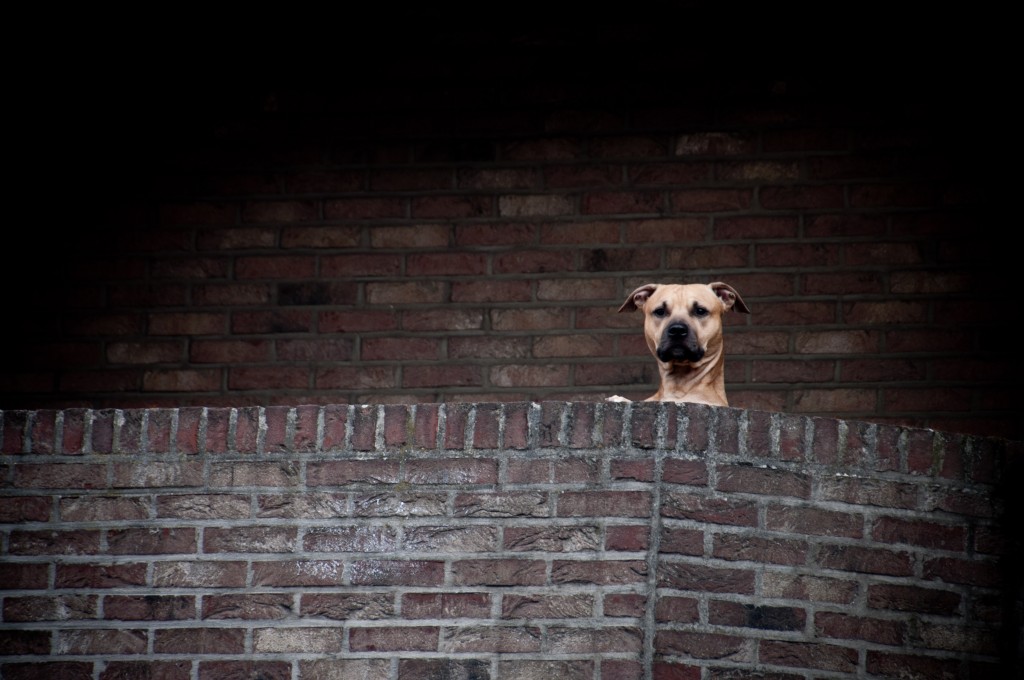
[607,282,750,406]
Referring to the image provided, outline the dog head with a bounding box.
[618,282,750,367]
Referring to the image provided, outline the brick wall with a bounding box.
[1,401,1019,679]
[2,18,1018,441]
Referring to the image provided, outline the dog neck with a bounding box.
[650,348,728,406]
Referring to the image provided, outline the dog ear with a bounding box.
[618,284,659,313]
[709,282,750,314]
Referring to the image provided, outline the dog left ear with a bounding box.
[709,282,751,314]
[618,284,659,313]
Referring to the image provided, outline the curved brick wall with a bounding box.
[0,401,1019,679]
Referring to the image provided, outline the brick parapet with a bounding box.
[0,402,1019,679]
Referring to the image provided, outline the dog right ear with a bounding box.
[618,284,658,313]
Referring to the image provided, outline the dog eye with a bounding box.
[693,305,708,317]
[653,305,668,318]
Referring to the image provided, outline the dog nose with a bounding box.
[667,323,688,338]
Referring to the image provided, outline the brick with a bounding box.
[662,459,708,486]
[548,626,642,653]
[659,527,703,556]
[103,595,195,621]
[503,593,594,619]
[871,516,966,550]
[55,563,148,589]
[552,560,647,585]
[414,194,491,219]
[814,611,905,645]
[280,224,361,248]
[2,595,98,622]
[759,640,857,672]
[822,474,918,507]
[200,593,294,622]
[0,496,51,522]
[451,280,533,304]
[195,279,270,308]
[101,661,191,680]
[444,625,542,653]
[710,601,806,631]
[767,505,864,538]
[866,651,960,680]
[198,661,290,680]
[354,492,447,517]
[231,309,313,334]
[762,572,858,604]
[204,526,296,553]
[661,493,756,526]
[14,463,105,489]
[189,339,272,363]
[157,494,250,520]
[209,461,299,487]
[503,526,600,554]
[400,659,493,680]
[654,596,699,623]
[350,560,444,586]
[818,545,914,576]
[606,525,650,551]
[154,627,244,654]
[402,592,490,619]
[300,660,391,680]
[671,188,752,212]
[251,560,344,587]
[169,406,200,454]
[114,458,203,485]
[712,533,807,566]
[107,527,197,555]
[554,457,600,484]
[1,662,94,680]
[558,491,651,518]
[0,630,52,655]
[402,458,497,485]
[405,525,498,552]
[716,465,810,498]
[654,630,749,660]
[253,627,343,653]
[657,561,755,594]
[307,458,399,485]
[301,593,394,620]
[349,626,438,651]
[241,200,318,224]
[0,563,51,590]
[148,312,226,335]
[9,529,101,555]
[195,225,273,250]
[923,556,1001,587]
[153,561,246,588]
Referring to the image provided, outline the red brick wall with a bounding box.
[1,402,1019,679]
[3,18,1017,441]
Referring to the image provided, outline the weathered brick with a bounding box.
[558,491,651,518]
[552,560,647,585]
[349,626,438,652]
[657,562,755,594]
[198,661,290,680]
[759,640,857,672]
[655,630,750,660]
[710,601,806,631]
[103,595,195,621]
[2,595,98,622]
[153,628,244,654]
[402,593,490,620]
[443,625,542,653]
[350,560,444,586]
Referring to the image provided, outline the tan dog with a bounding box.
[608,282,750,406]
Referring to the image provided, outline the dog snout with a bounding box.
[667,323,688,338]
